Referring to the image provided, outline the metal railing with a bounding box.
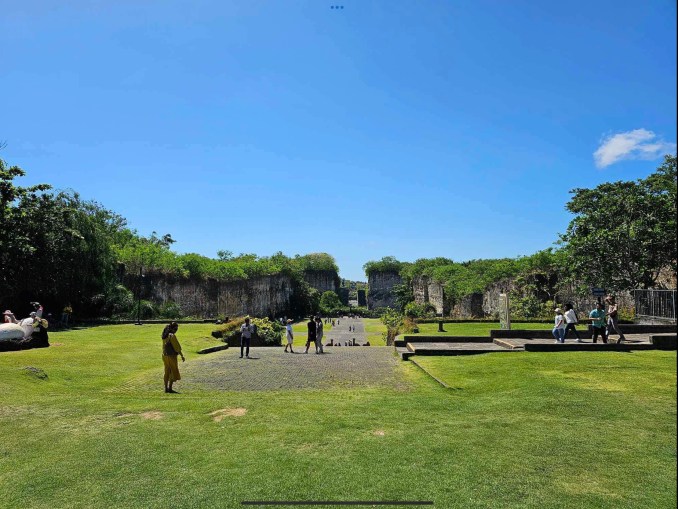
[633,289,677,320]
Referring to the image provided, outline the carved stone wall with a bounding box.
[412,276,446,315]
[122,268,340,318]
[367,271,402,309]
[304,270,340,295]
[134,273,296,318]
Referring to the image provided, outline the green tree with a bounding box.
[319,291,342,314]
[559,155,677,290]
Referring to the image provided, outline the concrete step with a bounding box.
[406,342,517,356]
[399,335,494,343]
[395,346,413,360]
[650,334,677,350]
[197,344,229,354]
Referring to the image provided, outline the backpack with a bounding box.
[163,336,177,356]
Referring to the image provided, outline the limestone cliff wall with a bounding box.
[124,268,339,318]
[304,270,340,295]
[367,271,402,309]
[412,276,447,315]
[129,273,296,318]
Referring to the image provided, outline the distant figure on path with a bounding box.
[315,316,324,354]
[162,322,184,393]
[305,316,316,354]
[240,317,254,358]
[284,319,294,353]
[552,308,566,343]
[589,302,607,344]
[563,303,582,342]
[604,295,626,344]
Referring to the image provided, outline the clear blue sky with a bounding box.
[2,0,676,281]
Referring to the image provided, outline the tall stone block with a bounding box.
[338,288,350,305]
[357,289,367,307]
[367,271,402,310]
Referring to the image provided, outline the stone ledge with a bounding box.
[400,335,494,343]
[650,334,677,350]
[197,344,230,355]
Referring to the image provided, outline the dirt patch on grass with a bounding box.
[141,411,164,420]
[373,430,386,436]
[210,408,247,422]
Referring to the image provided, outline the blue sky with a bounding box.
[2,0,676,281]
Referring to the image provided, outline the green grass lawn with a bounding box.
[1,324,675,508]
[363,317,387,345]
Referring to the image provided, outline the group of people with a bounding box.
[282,316,326,354]
[552,295,627,344]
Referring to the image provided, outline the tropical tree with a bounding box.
[559,155,677,290]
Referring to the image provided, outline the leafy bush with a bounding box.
[158,300,182,319]
[403,302,436,318]
[127,299,157,320]
[251,317,284,345]
[212,316,284,345]
[363,256,406,276]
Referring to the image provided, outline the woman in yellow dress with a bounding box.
[162,322,185,393]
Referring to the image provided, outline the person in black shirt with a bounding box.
[304,316,316,354]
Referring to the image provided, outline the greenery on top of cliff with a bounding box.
[362,155,677,313]
[0,154,338,316]
[115,239,339,282]
[363,256,407,276]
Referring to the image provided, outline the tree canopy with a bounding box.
[559,155,677,290]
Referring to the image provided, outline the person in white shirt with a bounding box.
[284,319,294,353]
[240,317,254,358]
[563,303,582,342]
[552,308,566,343]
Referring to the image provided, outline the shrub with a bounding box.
[158,300,182,319]
[212,316,284,345]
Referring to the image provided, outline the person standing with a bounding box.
[61,303,73,327]
[162,322,184,394]
[605,295,627,344]
[563,303,582,342]
[240,317,254,358]
[315,316,324,354]
[284,319,294,353]
[589,302,608,344]
[304,316,316,354]
[552,308,566,343]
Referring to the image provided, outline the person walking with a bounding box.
[284,319,294,353]
[240,317,254,358]
[563,303,582,342]
[304,316,316,354]
[589,302,608,344]
[162,322,184,394]
[315,316,324,354]
[552,308,566,343]
[604,295,627,344]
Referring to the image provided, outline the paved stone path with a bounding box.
[320,316,368,346]
[180,318,406,392]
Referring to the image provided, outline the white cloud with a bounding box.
[593,129,676,168]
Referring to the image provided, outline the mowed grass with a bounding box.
[0,324,675,508]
